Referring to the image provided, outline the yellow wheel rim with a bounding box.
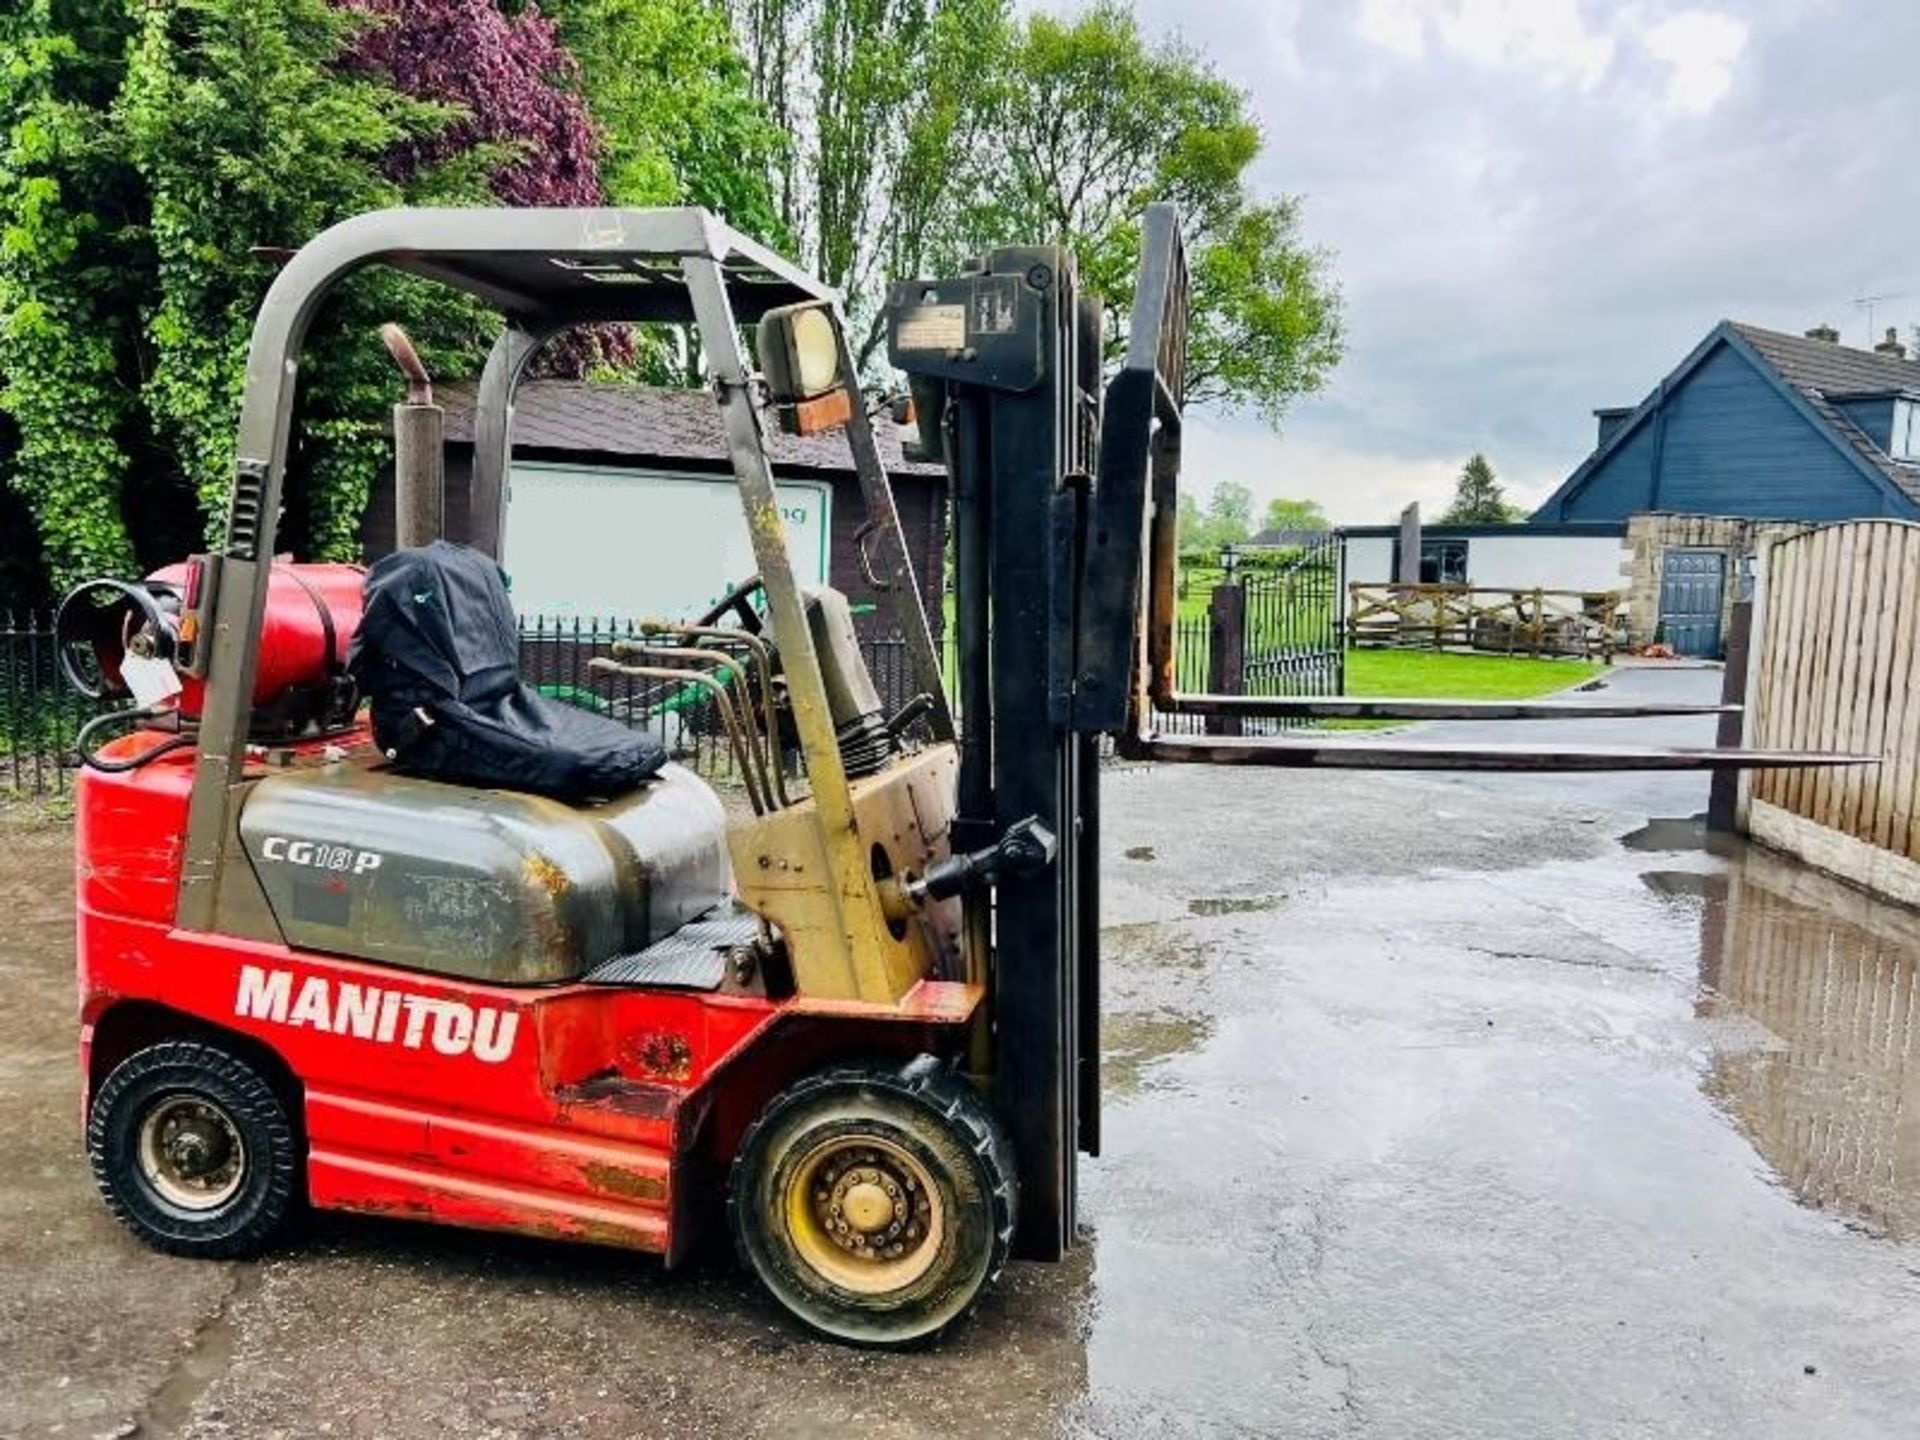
[783,1135,944,1296]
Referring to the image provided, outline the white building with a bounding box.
[1339,522,1628,594]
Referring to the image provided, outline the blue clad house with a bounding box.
[1534,322,1920,523]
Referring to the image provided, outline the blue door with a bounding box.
[1660,549,1725,657]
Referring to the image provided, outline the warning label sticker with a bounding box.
[971,276,1020,336]
[895,304,967,351]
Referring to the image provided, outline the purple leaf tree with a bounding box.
[342,0,604,206]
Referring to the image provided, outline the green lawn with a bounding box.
[1311,650,1604,731]
[1345,648,1605,700]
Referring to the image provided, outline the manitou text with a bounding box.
[233,964,519,1062]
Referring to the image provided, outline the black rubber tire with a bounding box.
[729,1055,1016,1347]
[87,1040,300,1259]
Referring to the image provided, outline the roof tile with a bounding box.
[1731,324,1920,505]
[438,380,944,476]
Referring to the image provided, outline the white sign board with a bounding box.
[502,461,832,621]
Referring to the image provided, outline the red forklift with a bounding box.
[57,204,1853,1346]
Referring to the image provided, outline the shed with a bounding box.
[362,380,947,634]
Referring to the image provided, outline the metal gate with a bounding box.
[1240,533,1345,704]
[1660,548,1725,656]
[1169,535,1345,738]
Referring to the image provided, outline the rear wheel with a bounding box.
[729,1055,1016,1347]
[87,1040,299,1258]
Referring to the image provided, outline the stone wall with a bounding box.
[1623,513,1811,651]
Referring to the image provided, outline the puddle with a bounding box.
[1188,894,1285,917]
[1619,815,1710,852]
[1640,869,1718,902]
[1101,1009,1215,1099]
[1618,814,1747,856]
[1691,846,1920,1239]
[135,1265,260,1437]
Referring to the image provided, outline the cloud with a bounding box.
[1352,0,1748,109]
[1355,0,1428,59]
[1184,413,1561,527]
[1015,0,1908,530]
[1636,9,1749,115]
[1356,0,1619,91]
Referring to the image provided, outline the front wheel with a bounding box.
[87,1040,300,1258]
[729,1055,1016,1347]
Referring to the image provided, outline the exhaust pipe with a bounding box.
[383,324,444,550]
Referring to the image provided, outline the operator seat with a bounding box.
[348,541,667,799]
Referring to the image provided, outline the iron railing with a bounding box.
[1,585,1341,794]
[1242,537,1344,704]
[2,611,117,798]
[0,612,938,798]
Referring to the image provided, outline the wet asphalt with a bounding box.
[5,665,1920,1438]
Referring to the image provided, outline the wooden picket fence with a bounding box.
[1746,520,1920,894]
[1345,583,1623,658]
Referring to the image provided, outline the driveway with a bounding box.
[5,665,1919,1438]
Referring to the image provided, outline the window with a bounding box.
[1390,537,1470,585]
[1894,400,1920,462]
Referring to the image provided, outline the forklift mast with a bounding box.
[884,245,1105,1260]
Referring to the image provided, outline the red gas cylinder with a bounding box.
[57,558,366,738]
[155,560,366,720]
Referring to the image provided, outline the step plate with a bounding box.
[584,907,761,990]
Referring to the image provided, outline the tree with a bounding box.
[0,0,149,591]
[530,0,783,233]
[1261,497,1328,534]
[542,0,784,381]
[957,1,1342,420]
[1178,480,1254,555]
[1206,480,1254,540]
[726,0,1007,366]
[345,0,603,209]
[1440,453,1524,524]
[1176,491,1203,552]
[716,1,1342,406]
[120,0,504,559]
[2,0,622,592]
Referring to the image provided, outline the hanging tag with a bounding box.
[121,653,184,709]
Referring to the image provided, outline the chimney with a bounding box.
[1805,324,1841,343]
[1876,326,1908,360]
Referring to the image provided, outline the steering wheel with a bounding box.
[693,574,767,636]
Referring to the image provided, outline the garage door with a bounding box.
[1659,548,1725,657]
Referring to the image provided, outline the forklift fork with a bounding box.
[1083,205,1871,776]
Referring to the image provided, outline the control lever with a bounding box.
[908,816,1058,903]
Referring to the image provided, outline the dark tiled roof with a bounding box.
[1730,323,1920,505]
[1731,323,1920,400]
[439,380,944,476]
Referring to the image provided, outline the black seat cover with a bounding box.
[348,541,665,799]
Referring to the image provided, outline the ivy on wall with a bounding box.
[0,0,637,599]
[0,0,144,587]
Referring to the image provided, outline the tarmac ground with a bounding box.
[4,666,1918,1438]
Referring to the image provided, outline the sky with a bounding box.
[1064,0,1920,525]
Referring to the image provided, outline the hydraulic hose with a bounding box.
[74,706,196,773]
